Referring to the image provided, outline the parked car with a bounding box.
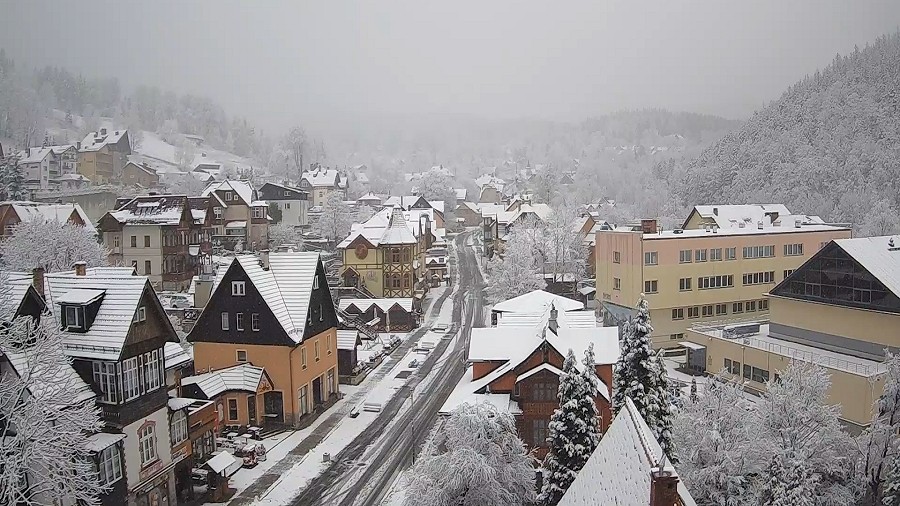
[430,323,449,333]
[169,294,192,308]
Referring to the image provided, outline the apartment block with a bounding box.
[596,206,851,348]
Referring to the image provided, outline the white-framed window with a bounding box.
[679,250,692,263]
[133,306,146,323]
[123,357,141,401]
[725,247,736,260]
[312,275,319,290]
[671,308,684,320]
[138,424,157,466]
[251,313,260,331]
[236,312,244,331]
[644,251,658,265]
[225,191,233,201]
[170,410,188,446]
[214,207,223,220]
[144,349,160,391]
[252,207,265,219]
[221,312,229,330]
[284,190,290,196]
[643,280,658,293]
[613,278,621,290]
[710,248,722,261]
[97,445,123,485]
[92,361,118,403]
[679,277,691,291]
[227,398,238,420]
[327,368,335,395]
[285,203,291,209]
[784,243,804,256]
[65,305,82,329]
[695,249,707,262]
[613,251,621,263]
[237,350,247,362]
[232,281,246,296]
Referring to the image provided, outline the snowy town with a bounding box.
[3,3,900,506]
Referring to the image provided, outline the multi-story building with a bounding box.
[49,144,78,176]
[441,300,618,459]
[382,195,446,229]
[0,201,95,238]
[686,235,900,429]
[258,181,309,227]
[597,206,852,349]
[33,188,120,222]
[78,128,131,184]
[338,207,432,298]
[481,201,552,258]
[122,161,160,189]
[15,146,58,194]
[99,195,209,291]
[187,253,341,428]
[299,167,346,208]
[200,180,269,251]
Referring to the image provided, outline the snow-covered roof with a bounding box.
[55,288,105,305]
[301,168,341,188]
[338,298,414,313]
[48,144,75,155]
[109,195,193,226]
[457,201,479,213]
[201,180,255,206]
[357,192,382,204]
[832,236,900,298]
[336,330,361,350]
[164,342,193,370]
[42,269,170,360]
[516,363,564,383]
[204,451,241,474]
[182,363,266,398]
[492,290,584,313]
[559,397,695,506]
[687,204,791,229]
[454,188,467,200]
[225,220,247,228]
[168,397,195,411]
[210,253,321,344]
[79,129,128,152]
[84,432,126,452]
[16,147,54,164]
[497,310,597,329]
[337,207,421,248]
[6,201,96,235]
[1,346,95,404]
[0,272,38,316]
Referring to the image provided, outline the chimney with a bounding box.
[795,219,802,228]
[548,303,558,335]
[640,219,657,235]
[649,466,680,506]
[712,207,718,216]
[76,141,81,150]
[32,267,45,299]
[757,221,764,230]
[73,262,87,276]
[100,128,107,136]
[259,249,270,270]
[194,259,215,308]
[712,225,718,234]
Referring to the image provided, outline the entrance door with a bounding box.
[312,377,323,406]
[247,395,257,426]
[263,391,284,424]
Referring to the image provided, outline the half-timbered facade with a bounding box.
[187,252,340,428]
[337,298,417,331]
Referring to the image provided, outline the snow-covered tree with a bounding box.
[165,172,209,196]
[883,453,900,506]
[280,126,307,178]
[403,402,535,506]
[0,277,106,505]
[539,347,601,505]
[311,192,353,243]
[0,153,26,201]
[0,219,108,272]
[415,167,457,212]
[689,377,697,403]
[487,225,544,303]
[355,204,375,224]
[268,223,303,250]
[763,452,817,506]
[542,204,588,289]
[859,352,900,503]
[612,297,675,457]
[653,353,677,462]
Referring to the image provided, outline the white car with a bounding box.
[168,294,192,308]
[430,323,449,333]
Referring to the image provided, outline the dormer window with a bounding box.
[64,305,83,330]
[232,281,246,296]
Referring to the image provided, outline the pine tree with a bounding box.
[884,453,900,506]
[0,154,26,200]
[653,354,677,461]
[690,377,698,403]
[539,348,601,505]
[764,452,816,506]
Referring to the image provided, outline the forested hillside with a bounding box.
[662,33,900,235]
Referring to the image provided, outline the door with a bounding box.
[263,391,284,425]
[247,395,257,427]
[312,377,323,406]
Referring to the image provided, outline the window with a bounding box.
[742,271,776,285]
[315,341,320,361]
[221,312,229,330]
[284,190,290,196]
[644,280,658,294]
[671,308,684,320]
[784,269,794,279]
[171,410,188,446]
[144,260,151,275]
[225,191,233,201]
[214,207,223,220]
[113,235,120,249]
[613,251,621,263]
[138,424,157,466]
[532,382,556,401]
[252,207,265,219]
[679,277,692,291]
[724,358,741,375]
[301,347,307,369]
[313,275,319,290]
[725,247,736,260]
[92,361,118,403]
[327,368,335,395]
[131,260,138,271]
[670,333,684,340]
[130,235,137,248]
[732,302,744,314]
[144,235,150,248]
[232,281,246,296]
[715,303,727,316]
[784,243,804,256]
[751,366,770,383]
[698,275,734,289]
[710,248,723,261]
[300,385,309,415]
[123,357,141,401]
[701,305,713,317]
[743,364,751,380]
[133,306,146,323]
[227,399,238,421]
[644,251,658,265]
[236,312,244,331]
[326,334,332,354]
[747,300,757,312]
[97,445,123,485]
[695,249,707,262]
[251,313,260,331]
[65,305,82,329]
[532,419,549,446]
[742,245,775,259]
[679,250,692,263]
[613,278,621,291]
[759,299,769,311]
[143,349,161,391]
[237,350,247,362]
[724,358,732,371]
[687,306,700,319]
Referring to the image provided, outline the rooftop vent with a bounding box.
[712,225,718,234]
[712,207,718,216]
[757,221,764,230]
[738,221,746,228]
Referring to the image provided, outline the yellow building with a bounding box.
[596,206,851,349]
[77,144,114,184]
[338,207,431,299]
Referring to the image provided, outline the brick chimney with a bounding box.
[649,466,680,506]
[32,267,45,299]
[640,219,658,235]
[73,262,87,276]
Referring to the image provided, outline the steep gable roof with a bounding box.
[201,180,255,206]
[492,289,584,313]
[5,201,96,235]
[108,195,191,226]
[16,147,54,164]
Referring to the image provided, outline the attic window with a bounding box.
[284,191,290,196]
[232,281,246,296]
[133,306,146,323]
[225,191,233,201]
[312,276,319,290]
[64,306,83,330]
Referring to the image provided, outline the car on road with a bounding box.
[408,359,419,368]
[430,323,449,333]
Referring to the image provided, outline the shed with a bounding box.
[336,330,362,376]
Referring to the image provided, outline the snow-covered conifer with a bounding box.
[402,402,535,506]
[763,452,817,506]
[690,377,698,403]
[859,351,900,503]
[0,218,108,272]
[883,453,900,506]
[653,353,677,461]
[539,348,601,505]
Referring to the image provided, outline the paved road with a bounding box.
[290,231,485,506]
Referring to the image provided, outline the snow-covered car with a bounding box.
[430,323,449,333]
[408,359,419,368]
[168,294,192,308]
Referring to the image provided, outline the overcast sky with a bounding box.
[2,0,899,132]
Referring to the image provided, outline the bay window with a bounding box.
[97,445,123,485]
